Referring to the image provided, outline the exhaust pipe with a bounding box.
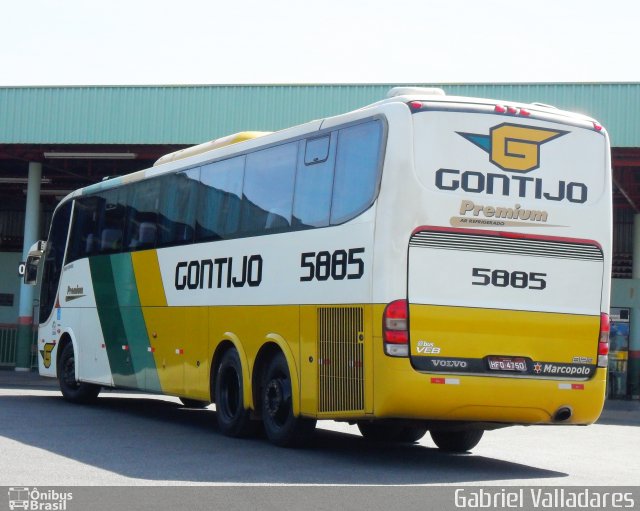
[553,406,573,422]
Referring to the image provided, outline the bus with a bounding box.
[23,87,612,452]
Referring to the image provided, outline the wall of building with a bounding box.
[0,252,21,324]
[611,279,640,398]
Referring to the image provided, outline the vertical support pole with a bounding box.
[628,214,640,398]
[15,162,42,371]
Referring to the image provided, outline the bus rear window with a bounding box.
[330,120,383,224]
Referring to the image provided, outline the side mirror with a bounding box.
[21,240,46,285]
[24,255,42,285]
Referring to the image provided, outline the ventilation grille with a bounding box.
[410,230,603,261]
[317,306,365,413]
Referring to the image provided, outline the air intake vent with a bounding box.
[317,306,365,413]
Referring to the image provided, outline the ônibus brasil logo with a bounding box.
[8,487,73,510]
[458,123,567,173]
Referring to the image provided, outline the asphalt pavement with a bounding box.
[1,368,639,426]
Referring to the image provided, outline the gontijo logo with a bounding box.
[458,123,568,173]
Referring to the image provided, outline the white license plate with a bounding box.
[488,357,527,372]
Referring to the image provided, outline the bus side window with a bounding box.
[241,141,297,235]
[40,201,72,323]
[66,196,100,263]
[157,169,198,247]
[197,156,245,241]
[95,188,127,254]
[293,134,336,228]
[125,181,158,251]
[330,120,383,225]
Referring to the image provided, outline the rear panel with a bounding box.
[408,228,603,377]
[403,104,610,404]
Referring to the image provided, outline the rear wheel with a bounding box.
[357,422,428,443]
[214,348,256,437]
[58,343,100,404]
[262,352,316,447]
[430,429,484,452]
[179,398,209,409]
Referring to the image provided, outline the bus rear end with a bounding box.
[374,94,611,449]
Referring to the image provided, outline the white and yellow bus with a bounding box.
[24,87,612,451]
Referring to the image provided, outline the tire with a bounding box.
[214,348,256,437]
[430,429,484,453]
[262,352,316,447]
[179,398,210,409]
[357,422,427,443]
[58,343,100,404]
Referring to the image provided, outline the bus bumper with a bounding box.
[372,351,607,425]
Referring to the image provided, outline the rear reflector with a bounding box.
[431,377,460,385]
[383,299,409,357]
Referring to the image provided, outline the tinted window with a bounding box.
[293,134,336,228]
[40,201,72,322]
[330,120,383,224]
[98,188,127,254]
[197,157,245,241]
[64,118,385,258]
[126,180,160,251]
[67,196,101,262]
[158,169,198,246]
[242,142,298,234]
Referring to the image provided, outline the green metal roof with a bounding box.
[1,83,639,147]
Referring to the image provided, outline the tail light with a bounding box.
[597,313,610,368]
[383,299,409,357]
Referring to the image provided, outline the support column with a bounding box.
[15,162,41,371]
[628,214,640,398]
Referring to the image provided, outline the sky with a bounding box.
[1,0,639,86]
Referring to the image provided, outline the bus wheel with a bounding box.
[214,348,256,437]
[179,398,209,409]
[430,429,484,453]
[261,352,316,447]
[357,422,427,443]
[58,343,100,404]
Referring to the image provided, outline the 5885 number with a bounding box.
[301,248,365,282]
[472,268,547,290]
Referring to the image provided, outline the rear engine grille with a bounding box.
[317,306,365,413]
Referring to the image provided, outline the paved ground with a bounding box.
[2,368,639,426]
[1,369,638,511]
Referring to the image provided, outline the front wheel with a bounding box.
[261,352,316,447]
[58,343,100,404]
[430,429,484,452]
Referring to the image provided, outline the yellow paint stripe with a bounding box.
[131,250,167,307]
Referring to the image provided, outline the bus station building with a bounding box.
[0,83,638,398]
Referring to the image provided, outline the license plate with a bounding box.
[487,356,527,372]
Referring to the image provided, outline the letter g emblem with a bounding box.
[490,123,566,173]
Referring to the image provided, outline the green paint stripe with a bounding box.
[89,255,138,389]
[111,253,162,393]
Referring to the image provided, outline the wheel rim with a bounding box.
[265,376,291,427]
[219,365,241,419]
